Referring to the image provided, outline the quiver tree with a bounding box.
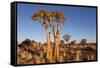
[32,9,66,62]
[32,9,53,62]
[47,10,65,62]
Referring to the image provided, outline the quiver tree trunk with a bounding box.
[53,23,60,62]
[45,29,53,62]
[53,32,60,62]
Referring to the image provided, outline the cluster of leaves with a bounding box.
[32,9,65,30]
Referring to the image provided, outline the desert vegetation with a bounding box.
[17,9,96,64]
[17,38,96,64]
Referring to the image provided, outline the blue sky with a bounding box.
[17,3,96,43]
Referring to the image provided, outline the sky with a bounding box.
[17,3,97,43]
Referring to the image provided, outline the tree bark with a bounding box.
[45,29,53,62]
[53,22,60,62]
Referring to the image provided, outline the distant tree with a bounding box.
[80,39,87,45]
[22,39,32,46]
[21,39,34,53]
[32,40,36,43]
[39,42,42,46]
[70,40,76,45]
[63,34,71,45]
[60,40,65,47]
